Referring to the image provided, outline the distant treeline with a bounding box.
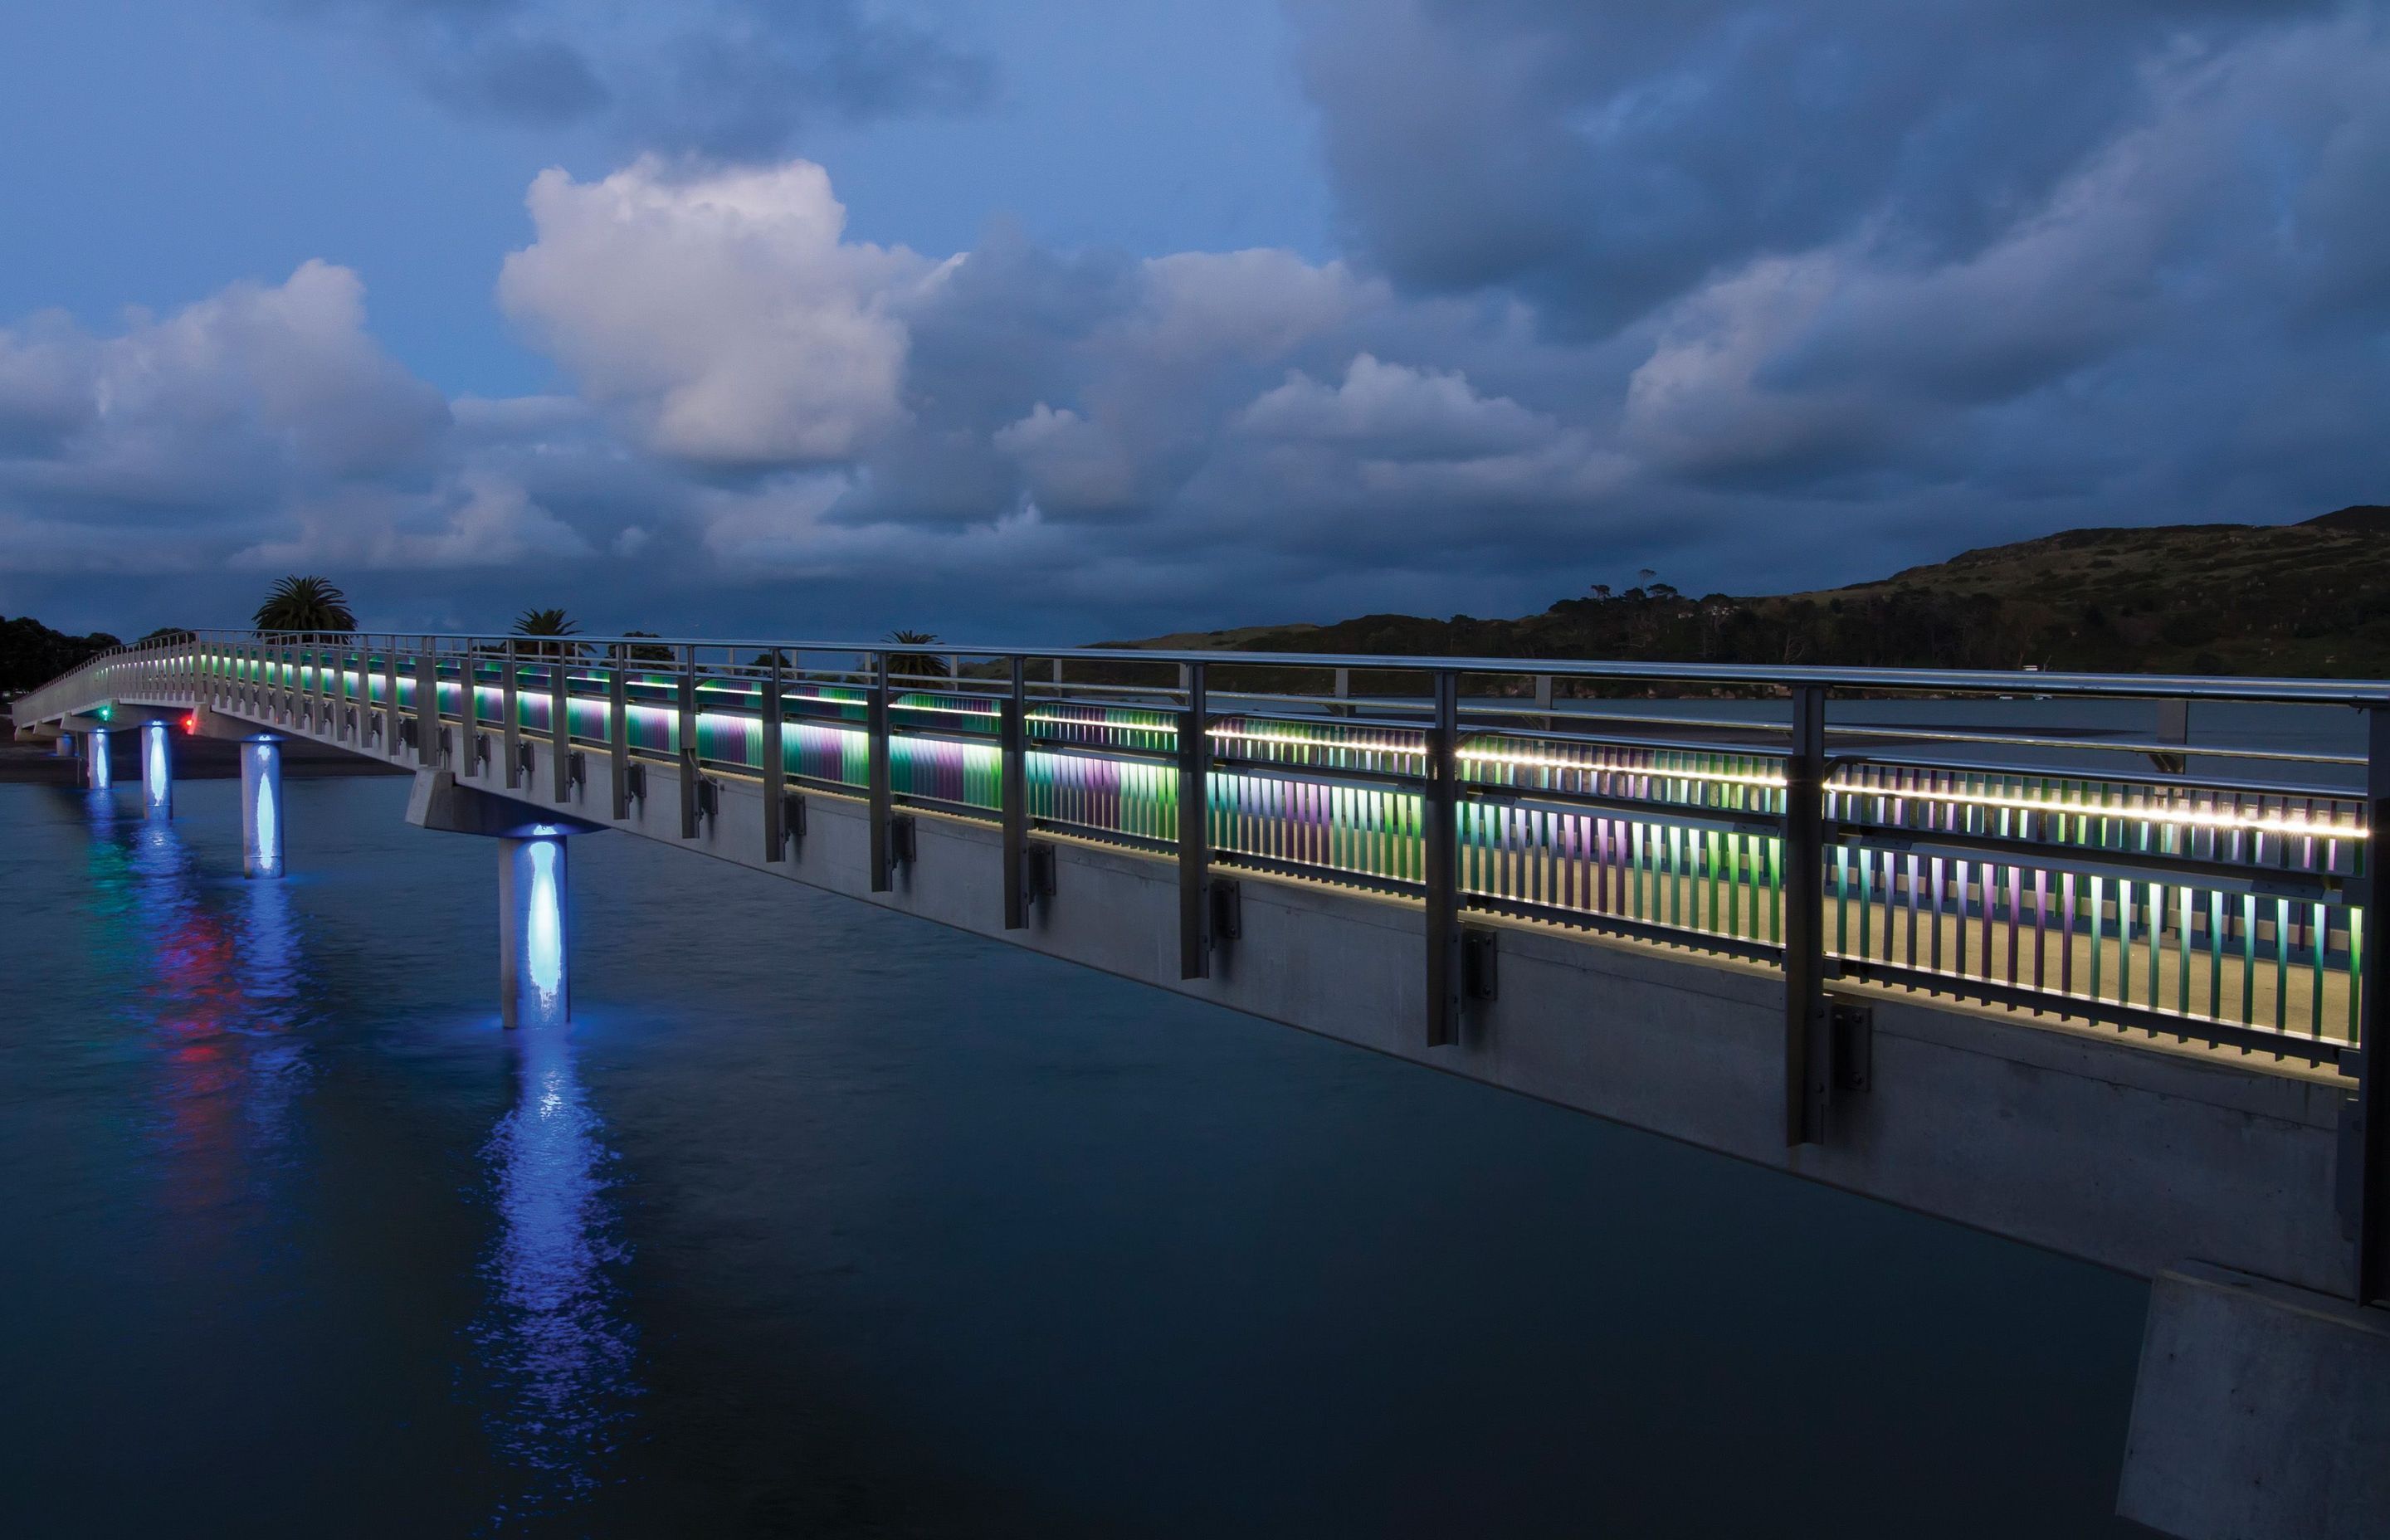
[1,616,123,699]
[1162,506,2390,681]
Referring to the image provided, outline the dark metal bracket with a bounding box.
[2339,1057,2368,1242]
[1024,841,1057,907]
[1832,1001,1873,1093]
[780,790,807,854]
[1462,925,1499,1001]
[887,812,918,875]
[623,761,646,807]
[567,751,587,795]
[1207,876,1242,948]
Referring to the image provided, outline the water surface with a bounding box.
[1,777,2148,1536]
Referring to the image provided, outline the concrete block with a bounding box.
[2119,1261,2390,1539]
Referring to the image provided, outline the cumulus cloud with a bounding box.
[0,261,451,573]
[235,472,593,570]
[499,158,944,463]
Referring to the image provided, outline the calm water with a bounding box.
[2,776,2149,1537]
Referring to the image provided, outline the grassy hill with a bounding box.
[1108,506,2390,678]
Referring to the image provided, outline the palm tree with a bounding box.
[254,576,354,636]
[514,607,581,660]
[884,629,950,680]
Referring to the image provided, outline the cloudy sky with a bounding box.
[3,0,2383,641]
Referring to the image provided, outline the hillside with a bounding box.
[1110,506,2390,678]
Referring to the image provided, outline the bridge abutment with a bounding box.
[2119,1261,2390,1538]
[240,736,283,878]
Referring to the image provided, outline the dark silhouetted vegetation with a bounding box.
[1112,506,2390,680]
[253,576,354,636]
[1,615,122,697]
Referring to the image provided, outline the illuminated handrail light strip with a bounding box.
[1836,782,2367,839]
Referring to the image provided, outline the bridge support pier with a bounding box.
[2118,1261,2389,1538]
[240,736,284,878]
[403,769,607,1029]
[498,834,572,1029]
[85,728,111,789]
[141,719,173,819]
[54,732,75,758]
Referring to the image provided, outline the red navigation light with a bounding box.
[183,713,198,734]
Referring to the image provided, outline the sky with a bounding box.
[2,0,2383,643]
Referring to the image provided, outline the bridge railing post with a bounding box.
[2354,705,2389,1304]
[454,642,472,768]
[763,649,787,860]
[678,646,700,840]
[1783,684,1831,1146]
[868,650,893,889]
[549,638,570,802]
[1002,655,1028,928]
[1424,668,1461,1045]
[415,645,440,767]
[1178,660,1211,979]
[503,639,521,788]
[607,644,630,821]
[381,641,398,756]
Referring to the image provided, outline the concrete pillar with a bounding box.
[497,833,570,1028]
[240,736,284,879]
[85,728,111,789]
[2118,1262,2390,1538]
[141,719,173,819]
[54,732,75,758]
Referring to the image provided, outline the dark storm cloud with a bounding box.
[8,2,2387,642]
[1291,0,2346,331]
[273,0,992,154]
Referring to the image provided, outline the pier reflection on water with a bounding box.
[472,1018,639,1521]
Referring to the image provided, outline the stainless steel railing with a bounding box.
[20,630,2385,1082]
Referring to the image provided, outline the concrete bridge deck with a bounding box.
[13,630,2388,1537]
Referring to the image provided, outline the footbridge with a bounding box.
[14,629,2388,1536]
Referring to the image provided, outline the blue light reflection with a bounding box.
[471,1023,638,1522]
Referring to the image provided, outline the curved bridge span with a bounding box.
[15,629,2389,1538]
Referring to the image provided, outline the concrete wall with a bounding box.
[110,679,2348,1296]
[2119,1262,2390,1539]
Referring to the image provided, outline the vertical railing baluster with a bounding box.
[1783,684,1829,1145]
[1003,655,1028,928]
[1424,668,1461,1045]
[1178,660,1212,977]
[868,651,892,889]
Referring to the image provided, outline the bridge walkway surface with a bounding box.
[13,630,2388,1538]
